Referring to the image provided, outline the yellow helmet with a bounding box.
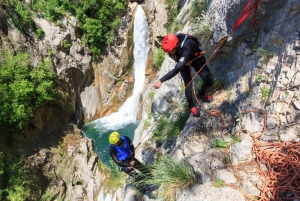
[109,131,120,144]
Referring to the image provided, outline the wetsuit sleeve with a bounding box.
[159,40,195,83]
[109,146,130,167]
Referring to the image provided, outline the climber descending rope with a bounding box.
[136,0,300,200]
[137,0,262,149]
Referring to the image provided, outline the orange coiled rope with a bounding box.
[199,106,300,201]
[254,141,300,201]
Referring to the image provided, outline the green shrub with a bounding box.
[261,86,270,101]
[7,1,33,31]
[256,74,264,83]
[0,153,36,201]
[164,0,181,32]
[148,91,155,103]
[215,179,225,188]
[35,28,44,39]
[212,139,228,148]
[190,0,206,21]
[143,119,151,130]
[0,51,56,136]
[30,0,127,57]
[153,47,165,70]
[152,117,168,138]
[192,14,212,40]
[137,156,196,201]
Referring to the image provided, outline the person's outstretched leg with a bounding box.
[193,57,214,102]
[180,68,200,117]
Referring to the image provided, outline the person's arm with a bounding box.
[159,40,195,83]
[109,146,131,167]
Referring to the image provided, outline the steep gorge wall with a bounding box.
[0,2,146,200]
[131,0,300,200]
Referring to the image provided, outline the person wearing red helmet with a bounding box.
[153,33,214,117]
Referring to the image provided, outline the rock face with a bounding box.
[24,128,106,200]
[132,0,300,200]
[0,3,142,200]
[0,8,90,148]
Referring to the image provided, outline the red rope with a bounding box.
[232,0,260,32]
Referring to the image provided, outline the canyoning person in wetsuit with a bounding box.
[153,33,214,117]
[109,131,148,177]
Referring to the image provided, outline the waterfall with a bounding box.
[89,5,149,132]
[81,5,149,201]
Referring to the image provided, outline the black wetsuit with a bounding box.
[109,136,146,176]
[159,34,214,109]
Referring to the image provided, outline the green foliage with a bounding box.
[167,108,190,139]
[230,133,241,143]
[137,156,196,201]
[4,0,34,32]
[212,139,228,148]
[109,158,122,178]
[35,28,44,39]
[152,117,168,138]
[2,0,125,57]
[29,0,127,57]
[41,192,54,201]
[62,39,71,48]
[256,74,264,83]
[0,153,36,201]
[0,51,56,136]
[148,91,155,103]
[152,102,189,146]
[261,86,270,101]
[222,156,229,164]
[154,47,165,70]
[143,119,151,130]
[234,107,244,122]
[0,152,4,175]
[47,48,54,55]
[215,179,225,188]
[31,0,67,21]
[164,0,181,32]
[212,135,241,148]
[190,0,206,20]
[192,14,212,40]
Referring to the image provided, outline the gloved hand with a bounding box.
[217,35,229,49]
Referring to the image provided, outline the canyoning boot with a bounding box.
[199,94,213,103]
[191,107,200,117]
[145,184,159,199]
[148,189,158,199]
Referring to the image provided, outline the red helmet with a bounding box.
[161,34,178,53]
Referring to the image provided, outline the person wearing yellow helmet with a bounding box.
[109,131,147,177]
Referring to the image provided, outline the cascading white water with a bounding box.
[91,6,149,201]
[90,5,149,132]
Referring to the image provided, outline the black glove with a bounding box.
[217,35,229,49]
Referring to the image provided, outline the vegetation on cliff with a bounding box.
[0,51,57,137]
[0,0,129,200]
[0,0,127,56]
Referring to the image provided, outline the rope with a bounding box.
[135,0,262,149]
[233,112,300,201]
[231,0,260,33]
